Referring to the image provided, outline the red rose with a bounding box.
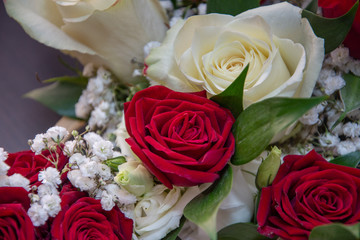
[318,0,360,59]
[51,191,133,240]
[5,148,69,186]
[0,187,35,240]
[124,86,235,188]
[257,150,360,240]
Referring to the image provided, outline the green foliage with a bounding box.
[24,76,88,118]
[232,96,327,165]
[309,222,360,240]
[305,0,318,13]
[330,151,360,168]
[332,73,360,128]
[302,1,359,53]
[207,0,261,16]
[184,165,233,240]
[218,223,273,240]
[104,156,127,172]
[211,65,248,118]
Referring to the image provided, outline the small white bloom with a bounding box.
[63,140,77,156]
[46,126,69,143]
[38,167,61,187]
[300,104,325,125]
[343,122,360,138]
[75,92,92,119]
[87,76,105,96]
[74,176,97,191]
[337,140,356,155]
[329,46,351,69]
[101,191,115,211]
[67,169,82,185]
[83,132,103,149]
[93,140,113,160]
[37,184,59,198]
[28,203,48,226]
[346,59,360,76]
[0,175,9,186]
[0,161,10,176]
[98,164,112,181]
[41,194,61,217]
[319,133,340,147]
[96,67,112,86]
[104,184,137,205]
[31,133,47,154]
[198,3,207,15]
[8,173,30,191]
[79,161,99,178]
[318,68,345,95]
[69,153,89,166]
[89,105,108,129]
[0,147,8,162]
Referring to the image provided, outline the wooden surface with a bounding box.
[0,3,79,152]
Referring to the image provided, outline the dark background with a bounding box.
[0,3,78,152]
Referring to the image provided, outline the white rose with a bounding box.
[145,2,324,108]
[134,185,202,240]
[5,0,168,82]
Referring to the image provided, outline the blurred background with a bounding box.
[0,3,78,152]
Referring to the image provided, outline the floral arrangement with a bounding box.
[2,0,360,239]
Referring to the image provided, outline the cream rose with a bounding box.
[133,185,203,240]
[5,0,168,82]
[145,2,324,108]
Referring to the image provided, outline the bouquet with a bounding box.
[2,0,360,239]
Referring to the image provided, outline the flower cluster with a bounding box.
[3,0,360,239]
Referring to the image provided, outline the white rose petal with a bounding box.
[134,185,202,240]
[4,0,168,82]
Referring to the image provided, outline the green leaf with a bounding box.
[309,222,360,240]
[207,0,260,16]
[218,223,273,240]
[104,156,127,172]
[161,217,186,240]
[184,165,233,240]
[305,0,318,14]
[329,151,360,168]
[43,76,88,86]
[24,81,86,118]
[232,96,327,165]
[255,146,281,190]
[332,73,360,128]
[211,65,248,118]
[302,1,359,53]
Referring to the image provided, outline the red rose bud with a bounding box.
[257,150,360,240]
[124,86,235,188]
[319,0,360,59]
